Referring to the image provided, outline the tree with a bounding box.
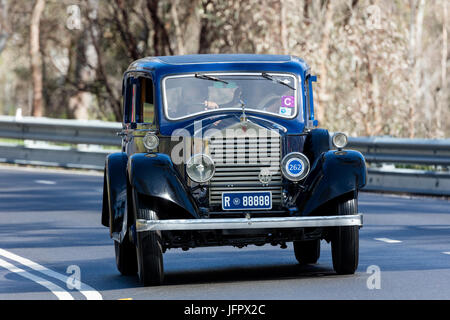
[437,0,448,138]
[0,0,448,137]
[0,0,10,54]
[30,0,45,117]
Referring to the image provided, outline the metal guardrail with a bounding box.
[348,136,450,166]
[348,136,450,195]
[0,115,122,146]
[0,116,121,170]
[0,115,449,196]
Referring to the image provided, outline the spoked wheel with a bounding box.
[331,198,359,275]
[133,193,164,286]
[293,239,320,265]
[114,234,137,276]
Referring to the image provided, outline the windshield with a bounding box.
[163,73,299,120]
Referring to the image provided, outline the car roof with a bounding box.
[154,54,293,64]
[127,54,309,74]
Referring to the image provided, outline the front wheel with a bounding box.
[331,198,359,275]
[135,207,164,286]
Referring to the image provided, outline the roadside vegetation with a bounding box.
[0,0,448,139]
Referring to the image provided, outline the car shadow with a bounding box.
[161,262,338,287]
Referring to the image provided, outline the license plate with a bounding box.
[222,191,272,210]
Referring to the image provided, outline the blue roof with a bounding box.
[155,54,293,64]
[128,54,309,73]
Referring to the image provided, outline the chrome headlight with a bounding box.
[186,154,215,183]
[143,132,159,151]
[281,152,310,182]
[332,132,348,149]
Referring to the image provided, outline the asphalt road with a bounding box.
[0,165,449,300]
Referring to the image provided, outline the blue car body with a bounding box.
[101,54,366,285]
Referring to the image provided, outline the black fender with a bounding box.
[297,150,367,216]
[127,153,199,219]
[102,152,128,240]
[303,128,330,164]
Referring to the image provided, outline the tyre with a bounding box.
[114,234,137,276]
[293,239,320,264]
[331,198,359,275]
[135,207,164,286]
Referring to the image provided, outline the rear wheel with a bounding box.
[110,174,137,276]
[331,198,359,274]
[114,234,137,276]
[293,239,320,264]
[134,197,164,286]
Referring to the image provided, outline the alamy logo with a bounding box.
[66,265,81,290]
[170,119,280,172]
[365,5,382,30]
[66,5,82,30]
[366,265,381,290]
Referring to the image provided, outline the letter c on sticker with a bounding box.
[283,97,292,107]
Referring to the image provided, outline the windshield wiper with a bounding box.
[194,73,229,85]
[261,72,296,90]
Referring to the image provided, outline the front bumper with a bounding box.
[135,214,363,232]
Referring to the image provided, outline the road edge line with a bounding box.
[0,257,74,300]
[0,248,102,300]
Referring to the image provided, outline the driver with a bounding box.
[177,81,219,116]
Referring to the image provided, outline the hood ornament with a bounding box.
[239,99,247,124]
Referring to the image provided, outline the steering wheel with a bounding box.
[259,94,280,112]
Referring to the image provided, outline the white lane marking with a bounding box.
[374,238,402,244]
[0,258,74,300]
[34,180,56,185]
[0,249,102,300]
[442,252,450,255]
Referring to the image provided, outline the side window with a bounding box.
[123,77,134,124]
[304,74,317,127]
[131,82,138,123]
[123,77,145,123]
[123,76,155,124]
[139,77,155,124]
[304,76,311,122]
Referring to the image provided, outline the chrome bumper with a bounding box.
[135,214,363,232]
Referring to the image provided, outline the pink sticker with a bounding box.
[281,96,295,108]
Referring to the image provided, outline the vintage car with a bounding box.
[101,54,366,286]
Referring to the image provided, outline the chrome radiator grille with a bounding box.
[208,135,282,207]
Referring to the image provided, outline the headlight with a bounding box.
[186,154,215,183]
[281,152,310,182]
[332,132,348,149]
[143,133,159,151]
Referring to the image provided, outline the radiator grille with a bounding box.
[208,135,282,207]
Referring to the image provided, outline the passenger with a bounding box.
[239,80,292,115]
[263,87,294,115]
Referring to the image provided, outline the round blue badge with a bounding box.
[286,158,304,177]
